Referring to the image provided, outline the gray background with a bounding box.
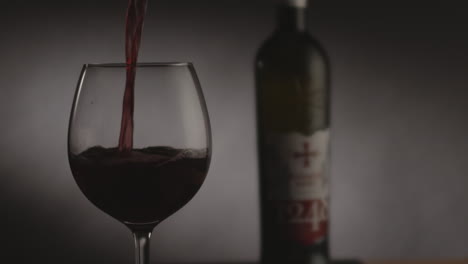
[1,0,468,263]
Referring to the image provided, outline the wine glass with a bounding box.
[68,63,211,264]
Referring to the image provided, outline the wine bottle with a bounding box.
[255,0,330,264]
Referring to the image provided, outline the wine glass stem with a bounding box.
[133,231,151,264]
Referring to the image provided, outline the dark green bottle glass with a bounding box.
[256,1,331,264]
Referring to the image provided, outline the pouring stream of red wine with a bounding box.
[119,0,148,152]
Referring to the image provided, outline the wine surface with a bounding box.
[119,0,148,152]
[69,146,209,225]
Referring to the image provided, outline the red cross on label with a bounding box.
[293,142,317,168]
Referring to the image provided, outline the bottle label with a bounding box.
[264,129,329,246]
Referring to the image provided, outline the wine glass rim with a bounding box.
[84,62,193,68]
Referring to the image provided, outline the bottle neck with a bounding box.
[276,5,306,32]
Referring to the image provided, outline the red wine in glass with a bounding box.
[69,146,209,225]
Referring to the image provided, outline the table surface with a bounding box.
[365,261,468,264]
[204,260,468,264]
[186,260,468,264]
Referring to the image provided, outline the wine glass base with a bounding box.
[125,221,160,232]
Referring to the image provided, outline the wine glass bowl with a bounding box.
[68,63,211,232]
